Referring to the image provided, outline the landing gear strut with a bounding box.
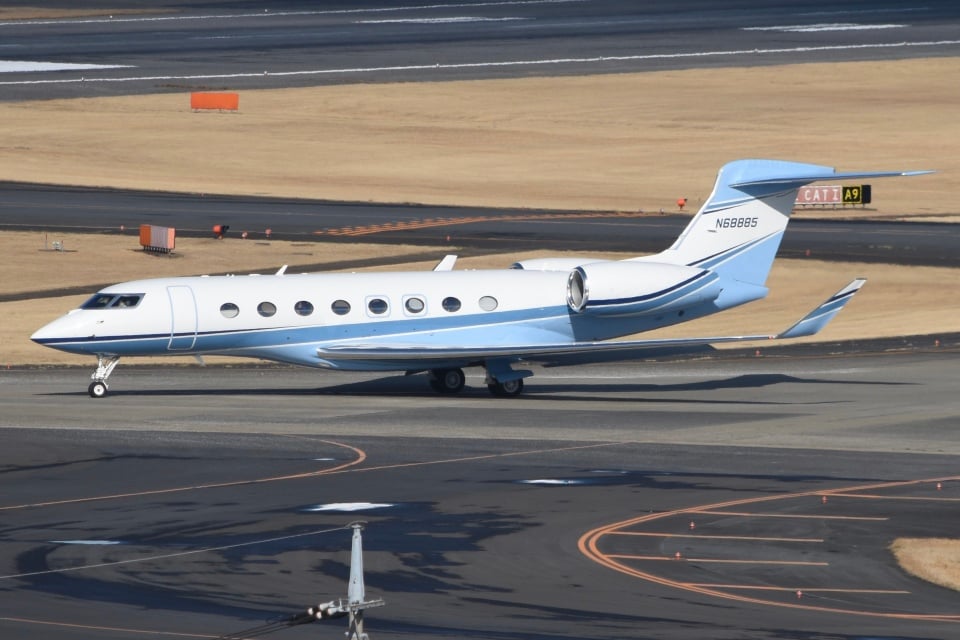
[428,368,466,394]
[88,355,120,398]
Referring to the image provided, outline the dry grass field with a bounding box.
[891,539,960,592]
[0,58,956,216]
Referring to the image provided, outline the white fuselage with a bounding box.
[31,265,727,371]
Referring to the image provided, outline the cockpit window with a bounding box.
[113,295,142,308]
[81,293,144,309]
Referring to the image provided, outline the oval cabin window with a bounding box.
[479,296,498,311]
[294,300,314,316]
[405,297,425,314]
[367,298,388,315]
[257,301,277,317]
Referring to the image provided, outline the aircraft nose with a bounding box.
[31,311,85,345]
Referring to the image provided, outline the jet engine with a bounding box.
[566,261,721,317]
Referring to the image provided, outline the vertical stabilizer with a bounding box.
[643,159,930,288]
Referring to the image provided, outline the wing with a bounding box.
[317,279,865,366]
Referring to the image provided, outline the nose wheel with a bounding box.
[88,381,109,398]
[88,355,120,398]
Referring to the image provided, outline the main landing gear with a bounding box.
[428,368,466,394]
[427,365,529,397]
[88,355,120,398]
[487,378,524,397]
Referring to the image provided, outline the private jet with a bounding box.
[31,159,930,397]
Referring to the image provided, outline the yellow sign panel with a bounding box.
[842,185,872,204]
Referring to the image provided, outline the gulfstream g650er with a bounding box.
[32,159,930,397]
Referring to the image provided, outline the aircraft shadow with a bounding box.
[42,372,913,406]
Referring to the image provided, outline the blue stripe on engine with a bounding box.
[587,270,711,308]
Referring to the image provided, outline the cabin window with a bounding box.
[220,302,240,318]
[479,295,498,311]
[404,296,426,315]
[257,301,277,317]
[367,297,389,315]
[442,296,461,312]
[294,300,314,316]
[331,300,351,316]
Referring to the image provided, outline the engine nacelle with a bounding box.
[566,261,721,317]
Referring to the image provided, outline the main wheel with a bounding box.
[429,368,466,394]
[88,381,109,398]
[488,378,524,397]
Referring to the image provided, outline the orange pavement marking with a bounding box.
[611,532,823,542]
[690,510,887,521]
[579,475,960,621]
[610,555,828,566]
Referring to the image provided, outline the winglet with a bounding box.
[777,279,866,339]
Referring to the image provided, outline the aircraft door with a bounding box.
[167,285,198,350]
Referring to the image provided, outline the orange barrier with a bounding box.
[139,224,176,253]
[190,92,239,111]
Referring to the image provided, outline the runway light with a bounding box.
[796,590,803,599]
[937,482,943,490]
[674,551,682,560]
[689,521,696,530]
[821,495,828,504]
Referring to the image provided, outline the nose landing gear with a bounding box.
[89,355,120,398]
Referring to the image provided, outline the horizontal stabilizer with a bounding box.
[776,279,865,339]
[731,169,934,189]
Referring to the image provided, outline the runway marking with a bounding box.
[579,475,960,621]
[0,1,581,27]
[743,23,906,33]
[0,438,366,511]
[691,584,910,594]
[827,493,960,502]
[0,60,131,73]
[610,555,828,566]
[611,532,824,543]
[2,40,959,87]
[358,17,529,24]
[689,509,888,521]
